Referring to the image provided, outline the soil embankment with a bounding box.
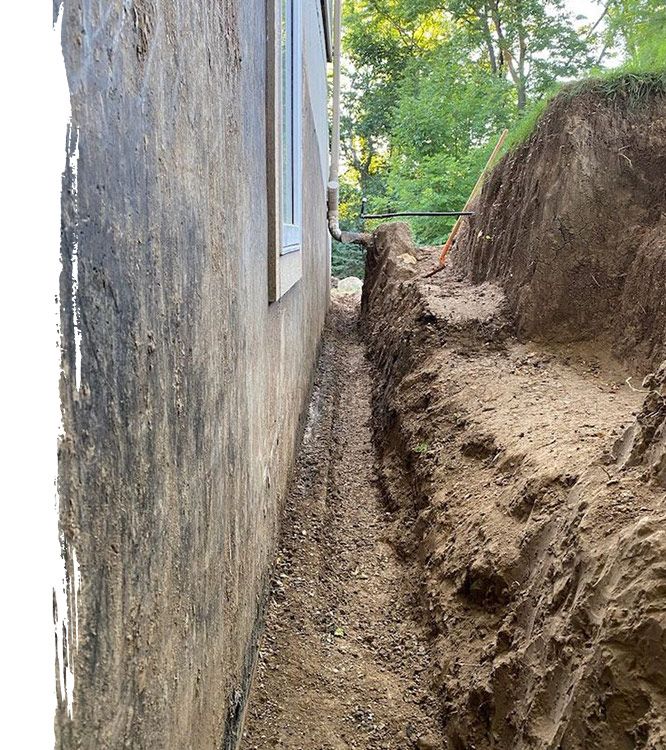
[362,214,666,748]
[455,85,666,372]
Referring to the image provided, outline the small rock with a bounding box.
[336,276,363,295]
[643,372,656,389]
[416,736,439,750]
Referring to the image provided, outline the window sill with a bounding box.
[269,248,302,302]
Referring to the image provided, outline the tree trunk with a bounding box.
[480,5,499,75]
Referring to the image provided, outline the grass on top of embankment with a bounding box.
[503,67,666,154]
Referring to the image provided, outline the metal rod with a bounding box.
[361,211,475,219]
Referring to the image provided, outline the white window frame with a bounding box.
[267,0,303,302]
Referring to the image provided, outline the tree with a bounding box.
[333,0,650,255]
[396,0,594,107]
[605,0,666,68]
[340,1,447,198]
[382,38,515,242]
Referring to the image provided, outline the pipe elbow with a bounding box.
[327,184,368,245]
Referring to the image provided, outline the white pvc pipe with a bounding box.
[327,0,365,245]
[329,0,342,190]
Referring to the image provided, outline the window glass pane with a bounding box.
[281,0,294,225]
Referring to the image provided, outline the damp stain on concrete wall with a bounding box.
[56,1,330,747]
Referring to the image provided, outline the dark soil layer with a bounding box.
[362,222,666,749]
[453,90,666,373]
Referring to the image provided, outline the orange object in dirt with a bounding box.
[437,129,509,267]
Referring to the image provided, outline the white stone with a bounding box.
[336,276,363,295]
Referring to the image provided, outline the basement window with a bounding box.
[268,0,303,302]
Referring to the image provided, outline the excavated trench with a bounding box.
[361,223,666,750]
[242,297,445,749]
[243,87,666,749]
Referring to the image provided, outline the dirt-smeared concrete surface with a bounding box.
[243,299,444,750]
[362,221,666,749]
[56,2,330,748]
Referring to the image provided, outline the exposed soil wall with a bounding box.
[363,222,666,749]
[57,2,330,748]
[614,361,666,489]
[453,88,666,373]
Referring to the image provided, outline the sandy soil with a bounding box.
[243,88,666,750]
[242,299,444,750]
[362,223,666,750]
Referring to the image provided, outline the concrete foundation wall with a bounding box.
[56,1,330,747]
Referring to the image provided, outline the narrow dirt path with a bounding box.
[242,299,443,750]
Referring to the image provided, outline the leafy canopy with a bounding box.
[331,0,666,274]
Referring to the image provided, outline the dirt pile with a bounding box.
[362,222,666,749]
[453,85,666,373]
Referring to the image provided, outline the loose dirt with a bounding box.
[242,298,444,750]
[363,222,666,750]
[244,87,666,750]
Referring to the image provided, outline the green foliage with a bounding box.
[503,86,560,151]
[570,69,666,106]
[337,0,666,249]
[331,172,367,279]
[584,2,666,105]
[383,148,493,244]
[606,0,666,69]
[331,241,366,279]
[413,440,430,454]
[390,44,514,158]
[381,42,516,243]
